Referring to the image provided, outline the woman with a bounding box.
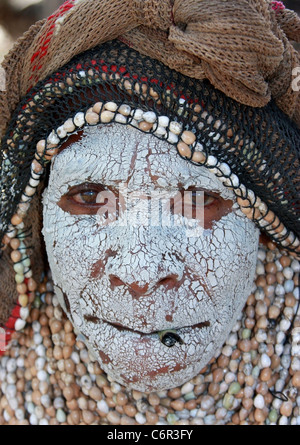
[0,0,299,425]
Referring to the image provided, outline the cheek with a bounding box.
[187,212,259,310]
[43,198,102,287]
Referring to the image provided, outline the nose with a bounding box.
[102,226,184,298]
[109,273,182,297]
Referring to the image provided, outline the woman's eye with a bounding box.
[187,190,217,207]
[58,183,114,216]
[72,190,99,204]
[203,193,216,207]
[169,188,232,229]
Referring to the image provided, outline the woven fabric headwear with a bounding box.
[0,0,300,136]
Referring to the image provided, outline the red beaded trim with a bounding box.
[29,0,76,89]
[271,1,285,11]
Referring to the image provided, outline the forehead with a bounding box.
[52,123,234,198]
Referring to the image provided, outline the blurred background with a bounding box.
[0,0,299,62]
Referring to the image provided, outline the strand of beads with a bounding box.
[0,148,45,345]
[0,229,38,355]
[0,244,299,424]
[236,195,300,257]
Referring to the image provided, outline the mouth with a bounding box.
[83,314,210,342]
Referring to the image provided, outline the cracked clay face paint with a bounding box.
[42,124,259,392]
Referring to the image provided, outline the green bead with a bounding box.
[242,328,251,339]
[33,296,41,308]
[252,365,260,378]
[228,382,241,395]
[268,409,278,423]
[15,273,24,284]
[184,391,196,401]
[22,258,31,268]
[13,263,24,274]
[223,393,234,410]
[166,413,178,425]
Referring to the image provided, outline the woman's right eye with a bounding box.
[72,189,101,205]
[58,183,117,216]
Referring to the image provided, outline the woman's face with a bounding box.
[43,124,259,392]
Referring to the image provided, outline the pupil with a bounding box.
[81,191,97,203]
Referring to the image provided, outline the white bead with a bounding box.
[118,104,131,116]
[230,174,239,187]
[260,353,271,368]
[29,413,38,425]
[56,409,67,423]
[35,357,46,371]
[154,126,167,136]
[254,394,265,409]
[158,115,170,127]
[218,162,231,176]
[247,189,256,204]
[130,118,139,128]
[74,112,85,127]
[97,399,109,414]
[37,370,48,381]
[143,111,157,123]
[275,284,285,295]
[63,118,76,133]
[56,125,67,139]
[284,280,294,293]
[115,113,127,124]
[47,130,60,145]
[33,331,42,344]
[104,101,118,112]
[15,408,25,421]
[167,132,178,144]
[31,171,42,180]
[135,413,147,424]
[6,384,17,398]
[206,155,218,167]
[20,307,29,320]
[14,318,26,331]
[181,381,194,394]
[169,120,182,135]
[291,260,300,273]
[29,177,40,188]
[131,108,144,120]
[283,267,293,280]
[41,395,51,408]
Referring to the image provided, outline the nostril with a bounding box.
[158,274,180,290]
[109,275,125,288]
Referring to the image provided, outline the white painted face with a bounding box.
[42,123,259,392]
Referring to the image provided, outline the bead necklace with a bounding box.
[0,243,299,425]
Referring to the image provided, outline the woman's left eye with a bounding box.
[203,193,216,207]
[188,190,217,207]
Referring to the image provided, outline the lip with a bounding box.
[84,314,210,337]
[82,314,212,392]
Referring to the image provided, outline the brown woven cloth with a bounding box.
[0,0,299,141]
